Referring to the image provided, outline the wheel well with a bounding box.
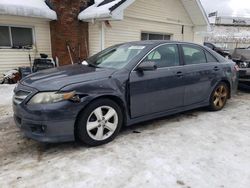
[220,80,231,98]
[74,95,127,138]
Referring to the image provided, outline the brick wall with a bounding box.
[49,0,90,66]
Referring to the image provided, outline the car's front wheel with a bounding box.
[209,82,229,111]
[76,99,123,146]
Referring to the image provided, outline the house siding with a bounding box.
[0,15,52,73]
[125,0,193,25]
[89,0,196,55]
[89,23,101,56]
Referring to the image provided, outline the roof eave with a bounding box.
[0,3,57,20]
[195,0,210,26]
[0,12,57,20]
[78,0,135,22]
[181,0,209,27]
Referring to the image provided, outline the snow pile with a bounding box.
[0,84,15,120]
[0,84,15,106]
[0,0,57,20]
[78,0,135,21]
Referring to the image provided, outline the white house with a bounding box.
[0,0,209,73]
[79,0,209,55]
[0,0,57,73]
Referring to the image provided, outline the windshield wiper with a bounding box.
[88,63,98,68]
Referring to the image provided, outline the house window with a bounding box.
[0,26,11,47]
[141,32,171,41]
[0,26,34,48]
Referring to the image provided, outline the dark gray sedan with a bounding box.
[13,41,238,146]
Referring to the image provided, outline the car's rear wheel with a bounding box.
[209,82,229,111]
[76,99,123,146]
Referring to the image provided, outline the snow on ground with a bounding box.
[0,84,15,120]
[0,85,250,188]
[0,0,57,20]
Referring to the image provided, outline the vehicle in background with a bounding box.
[13,41,238,146]
[0,54,56,84]
[204,42,230,58]
[230,47,250,89]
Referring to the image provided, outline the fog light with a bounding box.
[31,124,47,133]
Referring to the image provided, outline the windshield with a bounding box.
[86,44,146,69]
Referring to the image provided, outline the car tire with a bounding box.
[76,99,123,146]
[209,82,229,111]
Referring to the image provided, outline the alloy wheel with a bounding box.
[213,85,228,108]
[86,106,118,141]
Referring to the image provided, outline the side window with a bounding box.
[147,51,161,60]
[182,45,207,65]
[144,44,180,68]
[205,51,218,63]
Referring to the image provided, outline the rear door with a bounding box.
[129,44,185,118]
[181,44,222,106]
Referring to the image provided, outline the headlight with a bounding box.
[238,62,249,68]
[28,91,76,104]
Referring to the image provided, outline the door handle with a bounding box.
[213,66,220,71]
[176,71,183,78]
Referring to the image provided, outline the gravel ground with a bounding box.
[0,85,250,188]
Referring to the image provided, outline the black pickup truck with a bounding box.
[204,42,230,58]
[231,47,250,89]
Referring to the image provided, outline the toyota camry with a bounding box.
[13,41,238,146]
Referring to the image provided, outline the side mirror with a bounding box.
[137,61,157,71]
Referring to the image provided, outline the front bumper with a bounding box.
[13,83,89,143]
[238,68,250,89]
[13,113,75,143]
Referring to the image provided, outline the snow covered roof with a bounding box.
[79,0,209,27]
[78,0,135,22]
[0,0,57,20]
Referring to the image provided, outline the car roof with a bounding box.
[122,40,227,63]
[123,40,204,48]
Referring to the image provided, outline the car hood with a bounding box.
[21,64,116,91]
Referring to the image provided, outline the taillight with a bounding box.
[234,64,239,72]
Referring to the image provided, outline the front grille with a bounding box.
[13,90,31,105]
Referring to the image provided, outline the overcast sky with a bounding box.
[200,0,250,18]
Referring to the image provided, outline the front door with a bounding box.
[129,44,185,118]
